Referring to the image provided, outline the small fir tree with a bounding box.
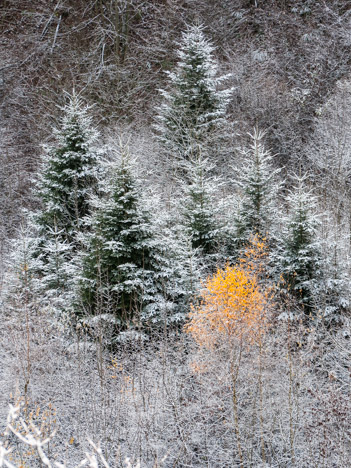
[180,153,223,264]
[232,129,280,252]
[3,226,41,317]
[154,208,201,325]
[278,174,321,313]
[38,223,78,316]
[318,238,350,324]
[155,24,232,170]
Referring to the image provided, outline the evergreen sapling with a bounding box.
[232,129,281,254]
[180,153,224,267]
[278,174,321,314]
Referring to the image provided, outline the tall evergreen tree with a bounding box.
[25,93,101,314]
[155,24,232,170]
[78,151,189,333]
[36,92,100,249]
[232,130,280,251]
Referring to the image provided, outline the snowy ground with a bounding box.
[1,255,351,467]
[0,328,13,424]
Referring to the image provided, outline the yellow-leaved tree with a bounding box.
[186,235,272,348]
[185,235,273,467]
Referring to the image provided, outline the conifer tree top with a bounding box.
[155,24,233,162]
[284,172,319,250]
[54,91,99,149]
[36,92,100,243]
[234,129,281,242]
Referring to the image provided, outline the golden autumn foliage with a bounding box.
[186,236,272,349]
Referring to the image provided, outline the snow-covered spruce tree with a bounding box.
[155,207,201,324]
[2,226,41,318]
[4,222,76,322]
[35,92,100,251]
[180,153,224,266]
[231,129,281,254]
[277,174,322,314]
[78,150,188,336]
[155,24,232,171]
[38,222,77,316]
[317,237,350,325]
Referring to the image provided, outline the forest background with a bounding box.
[2,1,351,467]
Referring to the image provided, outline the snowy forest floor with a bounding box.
[1,286,351,467]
